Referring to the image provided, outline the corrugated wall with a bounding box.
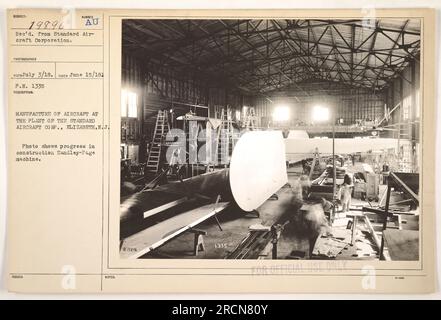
[141,65,249,135]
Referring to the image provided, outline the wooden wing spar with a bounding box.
[120,169,231,226]
[120,202,229,259]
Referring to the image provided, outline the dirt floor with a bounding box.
[143,165,382,260]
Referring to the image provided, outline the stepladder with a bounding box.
[145,110,170,174]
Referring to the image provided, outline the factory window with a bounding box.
[415,89,420,118]
[121,89,138,118]
[121,89,127,117]
[402,95,411,120]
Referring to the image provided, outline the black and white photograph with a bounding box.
[119,18,421,261]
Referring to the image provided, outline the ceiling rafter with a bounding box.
[122,18,421,93]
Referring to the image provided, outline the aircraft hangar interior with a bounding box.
[119,18,421,261]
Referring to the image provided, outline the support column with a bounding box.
[410,60,417,172]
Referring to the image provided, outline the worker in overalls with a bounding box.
[340,174,353,213]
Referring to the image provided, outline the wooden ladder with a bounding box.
[216,108,234,165]
[397,126,412,172]
[146,110,170,174]
[243,107,257,130]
